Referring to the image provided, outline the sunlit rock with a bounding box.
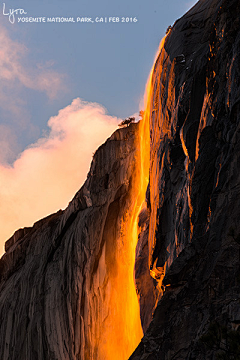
[0,123,143,360]
[1,0,240,359]
[131,0,240,358]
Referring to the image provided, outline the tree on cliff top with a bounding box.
[118,117,135,127]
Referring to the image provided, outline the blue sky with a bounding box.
[1,0,198,160]
[0,0,198,254]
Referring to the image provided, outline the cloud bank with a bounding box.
[0,98,119,256]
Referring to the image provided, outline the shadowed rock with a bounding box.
[1,0,240,359]
[0,123,140,360]
[130,0,240,358]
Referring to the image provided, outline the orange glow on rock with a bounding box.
[97,126,145,359]
[98,199,143,360]
[96,118,149,357]
[141,36,167,297]
[97,36,167,360]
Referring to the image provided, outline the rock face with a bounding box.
[1,0,240,359]
[130,0,240,358]
[0,123,143,360]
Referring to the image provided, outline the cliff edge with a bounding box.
[0,123,142,360]
[131,0,240,358]
[1,0,240,359]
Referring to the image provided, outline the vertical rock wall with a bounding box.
[131,0,240,358]
[1,0,240,358]
[0,123,142,360]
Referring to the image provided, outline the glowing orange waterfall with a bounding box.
[140,35,167,295]
[98,151,144,359]
[140,35,167,196]
[98,35,167,360]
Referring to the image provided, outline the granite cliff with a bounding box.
[1,0,240,359]
[131,0,240,358]
[0,124,143,360]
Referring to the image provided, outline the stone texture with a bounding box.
[130,0,240,358]
[1,0,240,358]
[135,205,159,334]
[0,123,141,360]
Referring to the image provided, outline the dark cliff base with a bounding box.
[130,0,240,359]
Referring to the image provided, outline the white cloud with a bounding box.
[0,98,119,256]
